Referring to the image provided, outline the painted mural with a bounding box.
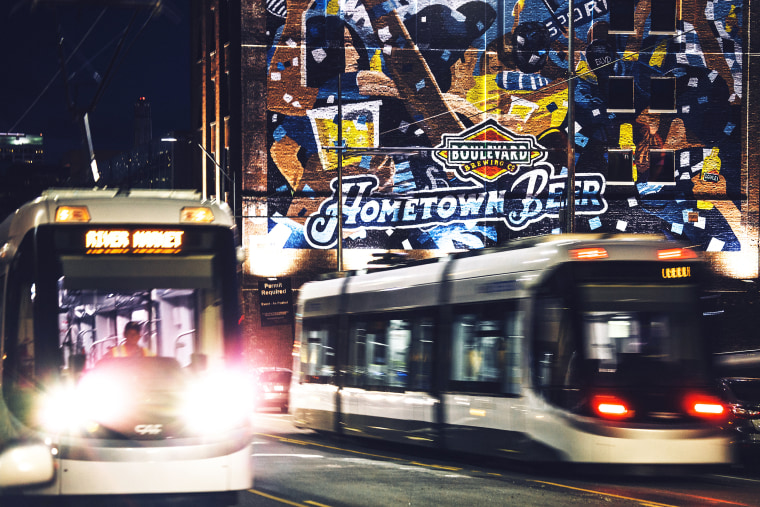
[264,0,744,252]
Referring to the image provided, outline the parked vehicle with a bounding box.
[717,377,760,468]
[255,368,292,413]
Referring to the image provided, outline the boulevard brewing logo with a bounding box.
[304,120,607,249]
[432,119,546,183]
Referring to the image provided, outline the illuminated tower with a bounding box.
[133,97,152,148]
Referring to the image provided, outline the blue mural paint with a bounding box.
[304,170,607,248]
[264,0,744,253]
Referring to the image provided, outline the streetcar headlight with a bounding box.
[39,385,79,433]
[39,373,129,433]
[180,206,215,223]
[55,205,90,223]
[76,371,129,423]
[183,369,253,434]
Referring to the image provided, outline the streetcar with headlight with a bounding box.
[0,189,252,503]
[291,234,732,469]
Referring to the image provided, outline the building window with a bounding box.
[607,76,635,112]
[607,150,634,184]
[650,76,676,113]
[224,117,230,150]
[647,150,676,184]
[650,0,677,34]
[609,0,635,33]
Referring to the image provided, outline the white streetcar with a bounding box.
[291,234,732,469]
[0,189,252,504]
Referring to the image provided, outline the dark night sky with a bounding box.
[1,0,191,164]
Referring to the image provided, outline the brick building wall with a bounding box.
[194,0,759,368]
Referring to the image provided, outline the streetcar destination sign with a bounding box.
[661,266,691,279]
[85,229,184,254]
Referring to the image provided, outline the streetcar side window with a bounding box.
[3,235,39,424]
[408,316,433,391]
[0,272,4,340]
[300,318,336,383]
[533,295,580,397]
[449,302,523,395]
[347,313,433,391]
[348,317,410,388]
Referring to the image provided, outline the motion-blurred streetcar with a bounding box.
[0,189,252,503]
[291,234,732,468]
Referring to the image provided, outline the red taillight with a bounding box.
[570,247,608,260]
[657,248,698,260]
[684,394,726,419]
[731,405,760,419]
[591,395,634,420]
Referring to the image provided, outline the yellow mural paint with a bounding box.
[509,100,538,121]
[545,90,568,128]
[619,124,636,182]
[649,40,669,68]
[699,147,721,208]
[702,147,721,181]
[318,121,373,169]
[326,0,340,15]
[622,50,638,62]
[697,200,715,210]
[467,75,504,114]
[464,76,568,129]
[727,5,738,34]
[576,60,596,83]
[619,123,635,149]
[512,0,525,17]
[370,49,383,73]
[307,101,382,171]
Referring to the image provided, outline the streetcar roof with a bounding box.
[0,188,234,251]
[299,234,700,315]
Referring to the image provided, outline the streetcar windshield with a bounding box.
[2,225,239,433]
[57,286,218,370]
[579,284,708,384]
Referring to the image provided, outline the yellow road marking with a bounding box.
[408,461,462,471]
[531,480,678,507]
[257,432,741,507]
[256,432,405,461]
[249,489,309,507]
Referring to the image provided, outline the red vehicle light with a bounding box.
[684,394,726,419]
[657,248,698,260]
[591,395,634,420]
[570,248,608,260]
[731,405,760,419]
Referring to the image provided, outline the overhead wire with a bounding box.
[8,7,107,132]
[375,25,701,140]
[8,5,159,130]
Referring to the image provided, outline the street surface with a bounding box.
[242,409,760,507]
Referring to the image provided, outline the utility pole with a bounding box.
[337,76,344,272]
[564,0,576,233]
